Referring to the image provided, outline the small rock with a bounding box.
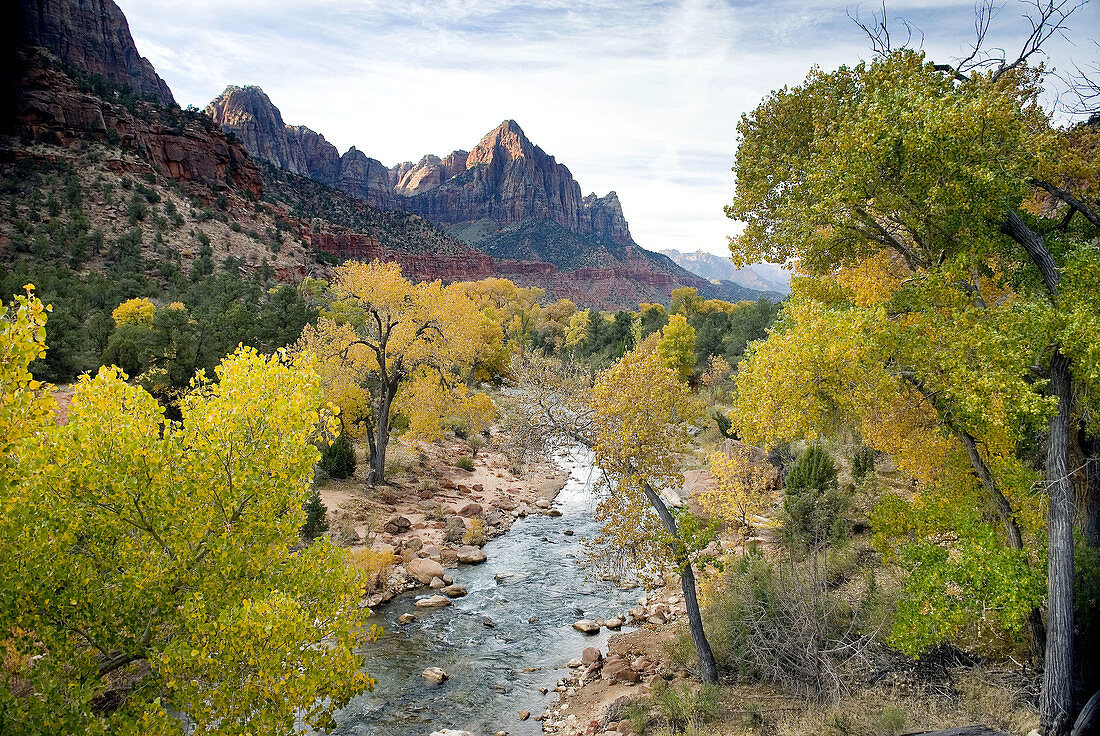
[564,529,574,536]
[572,619,600,634]
[405,536,423,552]
[472,483,484,492]
[518,709,531,720]
[546,508,562,517]
[442,584,467,598]
[604,617,622,629]
[415,595,452,608]
[429,577,446,588]
[383,516,411,534]
[398,613,416,624]
[602,660,640,684]
[535,499,551,509]
[482,617,496,627]
[422,667,448,683]
[568,658,583,668]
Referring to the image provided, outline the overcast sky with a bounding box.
[116,0,1098,258]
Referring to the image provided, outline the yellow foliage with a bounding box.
[701,447,777,543]
[112,297,156,327]
[590,336,702,575]
[657,314,696,382]
[346,548,395,590]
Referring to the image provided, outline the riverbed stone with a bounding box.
[414,595,452,608]
[582,646,603,665]
[407,557,445,584]
[519,710,531,720]
[405,536,423,552]
[572,619,600,634]
[422,667,448,684]
[535,499,551,509]
[457,546,487,564]
[429,576,446,588]
[442,584,467,598]
[604,617,622,629]
[397,613,416,624]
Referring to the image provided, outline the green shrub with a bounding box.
[320,434,356,479]
[652,679,721,730]
[300,491,329,543]
[852,446,875,480]
[784,445,846,549]
[455,455,475,471]
[444,516,466,544]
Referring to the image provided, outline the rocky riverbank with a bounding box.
[317,430,569,606]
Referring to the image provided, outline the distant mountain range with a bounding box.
[4,0,780,309]
[659,249,790,296]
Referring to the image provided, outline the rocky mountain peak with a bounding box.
[468,119,536,167]
[206,85,285,129]
[15,0,175,104]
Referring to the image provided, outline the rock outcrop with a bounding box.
[401,120,634,245]
[205,85,394,209]
[6,52,261,198]
[15,0,175,104]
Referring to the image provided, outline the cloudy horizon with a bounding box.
[117,0,1099,259]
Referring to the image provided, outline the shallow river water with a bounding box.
[333,447,640,736]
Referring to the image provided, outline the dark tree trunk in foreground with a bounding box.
[642,480,719,683]
[1002,212,1077,736]
[1040,351,1076,736]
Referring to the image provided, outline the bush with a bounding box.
[444,516,466,544]
[320,433,356,479]
[300,491,328,543]
[852,446,876,480]
[455,455,475,471]
[652,679,721,730]
[464,517,487,546]
[669,553,882,700]
[346,548,393,591]
[784,445,846,549]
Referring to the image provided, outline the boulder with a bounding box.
[383,516,411,534]
[604,617,622,630]
[582,647,603,665]
[405,536,423,552]
[406,557,445,584]
[398,613,416,624]
[422,667,448,684]
[457,546,487,564]
[572,619,600,634]
[429,577,446,588]
[428,731,471,736]
[415,595,452,608]
[458,502,483,517]
[602,660,640,684]
[535,499,551,509]
[442,584,468,598]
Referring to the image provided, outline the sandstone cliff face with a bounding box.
[16,0,175,104]
[9,54,261,197]
[398,120,632,245]
[206,85,393,209]
[205,85,309,175]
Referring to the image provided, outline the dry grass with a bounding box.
[346,548,395,591]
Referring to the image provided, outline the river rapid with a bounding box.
[333,446,640,736]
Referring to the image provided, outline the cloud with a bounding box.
[116,0,1099,257]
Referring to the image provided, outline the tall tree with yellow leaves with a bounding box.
[293,261,500,484]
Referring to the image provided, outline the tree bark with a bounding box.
[1041,349,1076,736]
[1001,211,1077,736]
[641,480,719,683]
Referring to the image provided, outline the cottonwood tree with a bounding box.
[0,289,375,735]
[728,9,1100,728]
[509,340,720,682]
[292,260,500,484]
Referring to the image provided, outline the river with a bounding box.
[333,446,640,736]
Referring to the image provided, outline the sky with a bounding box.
[116,0,1099,258]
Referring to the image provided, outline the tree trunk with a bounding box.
[641,481,719,683]
[1041,349,1076,736]
[369,377,398,485]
